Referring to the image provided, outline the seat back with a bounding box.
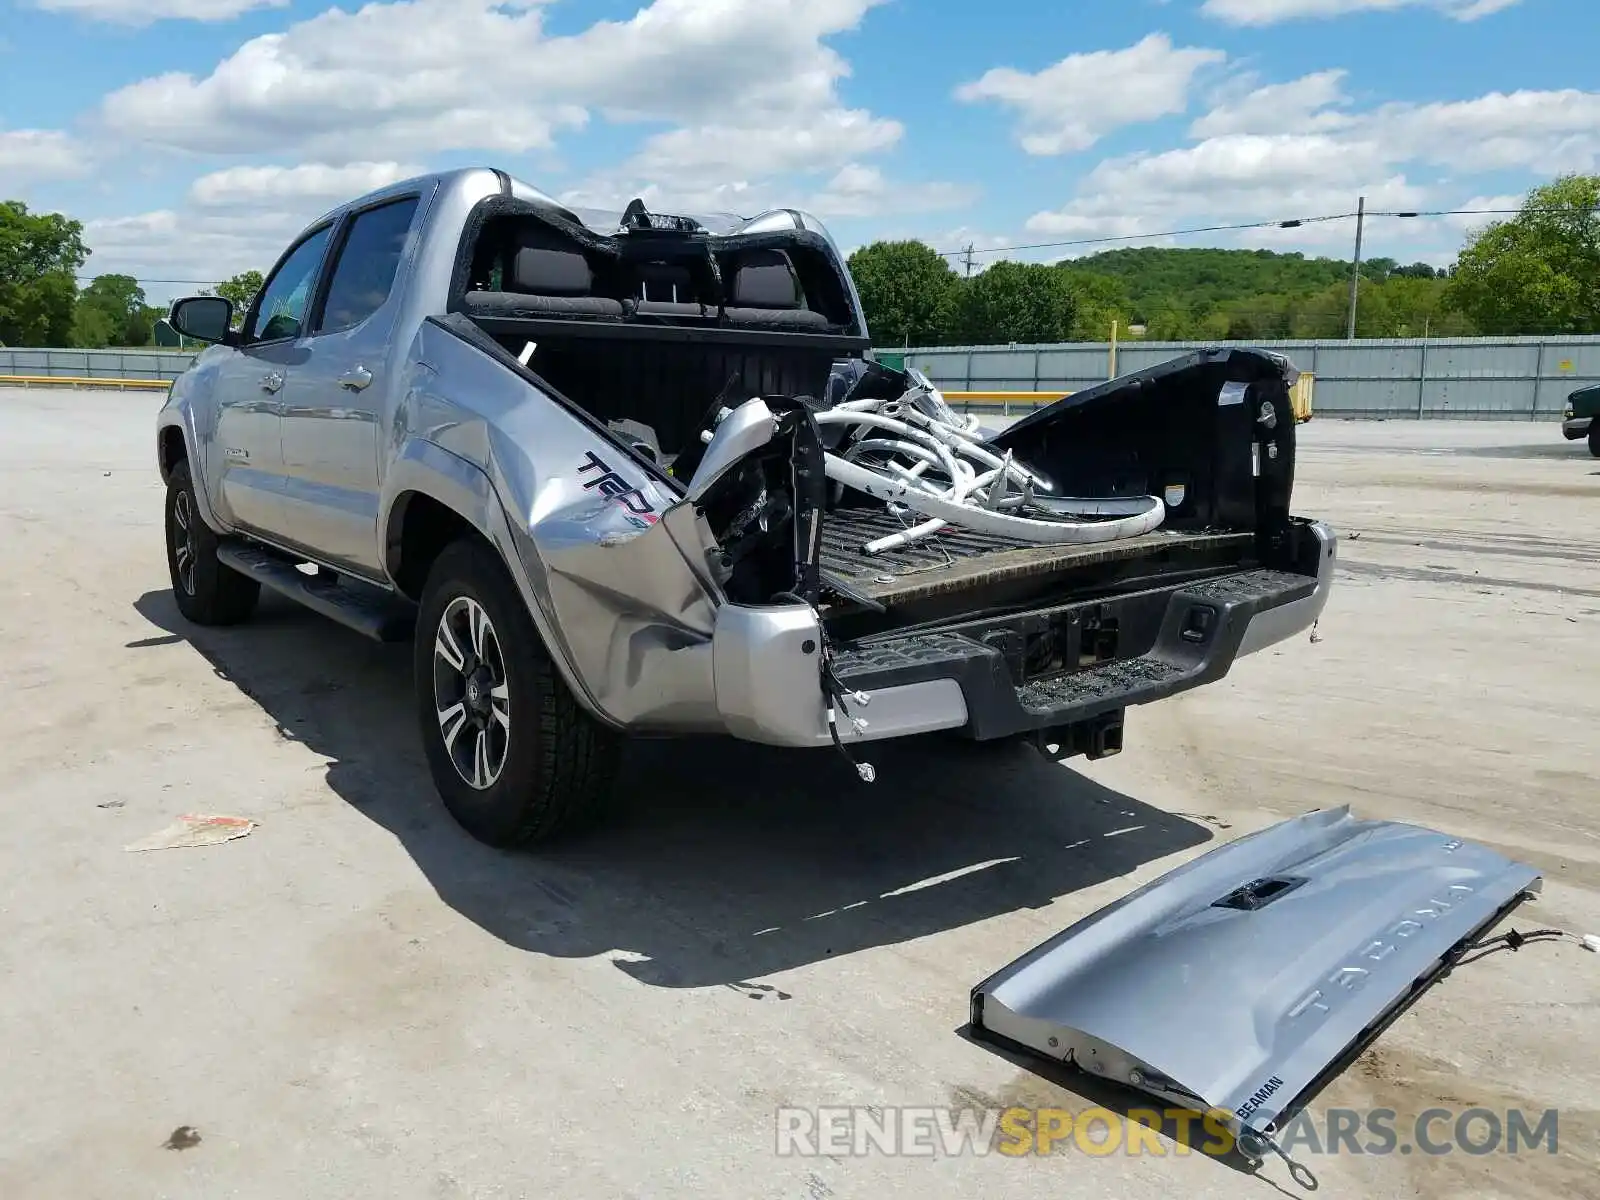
[729,250,801,308]
[457,229,626,318]
[725,250,829,329]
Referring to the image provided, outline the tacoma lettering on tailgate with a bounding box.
[1287,883,1476,1021]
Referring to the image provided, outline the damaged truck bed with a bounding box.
[156,166,1335,846]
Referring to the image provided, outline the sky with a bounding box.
[2,0,1598,304]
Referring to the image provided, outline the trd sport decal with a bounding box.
[578,449,659,527]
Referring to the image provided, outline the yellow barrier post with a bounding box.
[1291,372,1315,422]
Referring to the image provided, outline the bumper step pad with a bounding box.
[832,567,1315,739]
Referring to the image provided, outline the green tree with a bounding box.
[0,200,88,346]
[1444,174,1600,335]
[1290,280,1396,338]
[1391,261,1443,280]
[951,260,1077,344]
[1360,256,1398,284]
[73,273,150,347]
[1055,268,1130,340]
[846,242,957,347]
[1377,275,1475,337]
[214,269,264,317]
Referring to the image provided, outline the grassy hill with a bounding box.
[1055,247,1454,340]
[1060,247,1354,318]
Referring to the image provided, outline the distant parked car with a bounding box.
[1562,384,1600,457]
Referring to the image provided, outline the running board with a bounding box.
[970,806,1541,1151]
[216,542,416,642]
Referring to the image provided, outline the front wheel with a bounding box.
[164,460,260,625]
[414,539,622,847]
[1588,424,1599,458]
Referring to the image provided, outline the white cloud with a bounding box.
[1442,192,1525,233]
[804,164,979,220]
[85,164,434,291]
[0,127,88,185]
[1374,89,1600,174]
[188,161,425,208]
[1201,0,1521,25]
[33,0,286,24]
[1190,69,1352,137]
[628,110,902,185]
[1025,77,1600,252]
[557,175,768,219]
[954,33,1226,155]
[82,207,310,291]
[99,0,887,164]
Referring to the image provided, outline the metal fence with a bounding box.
[0,347,197,385]
[6,338,1600,419]
[902,336,1600,420]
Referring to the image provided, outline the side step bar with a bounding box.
[216,542,416,642]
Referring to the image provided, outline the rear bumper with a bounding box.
[1563,415,1592,439]
[712,520,1336,749]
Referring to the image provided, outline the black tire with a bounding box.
[1588,424,1600,458]
[414,538,622,847]
[164,460,261,625]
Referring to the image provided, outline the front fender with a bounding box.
[156,372,227,535]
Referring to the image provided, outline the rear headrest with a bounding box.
[731,250,800,309]
[512,234,594,297]
[638,261,693,302]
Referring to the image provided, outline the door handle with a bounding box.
[260,371,284,394]
[339,365,373,392]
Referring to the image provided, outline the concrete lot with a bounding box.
[1,388,1597,1199]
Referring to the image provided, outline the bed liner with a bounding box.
[819,508,1257,605]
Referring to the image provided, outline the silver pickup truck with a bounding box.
[156,166,1336,847]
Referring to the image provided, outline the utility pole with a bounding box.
[962,243,975,278]
[1345,195,1366,340]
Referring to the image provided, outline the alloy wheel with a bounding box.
[431,595,511,790]
[172,490,199,596]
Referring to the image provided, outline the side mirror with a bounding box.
[684,398,778,503]
[169,295,235,345]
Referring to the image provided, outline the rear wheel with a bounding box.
[164,460,260,625]
[414,539,622,846]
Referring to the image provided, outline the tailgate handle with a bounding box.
[1212,875,1308,911]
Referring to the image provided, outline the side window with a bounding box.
[315,197,420,335]
[246,225,333,343]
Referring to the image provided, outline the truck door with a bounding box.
[211,222,335,537]
[278,192,424,577]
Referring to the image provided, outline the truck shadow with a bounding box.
[133,588,1212,990]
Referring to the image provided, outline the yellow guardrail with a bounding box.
[0,374,172,390]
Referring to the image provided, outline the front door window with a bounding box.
[246,225,334,343]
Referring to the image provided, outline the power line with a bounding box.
[934,206,1543,261]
